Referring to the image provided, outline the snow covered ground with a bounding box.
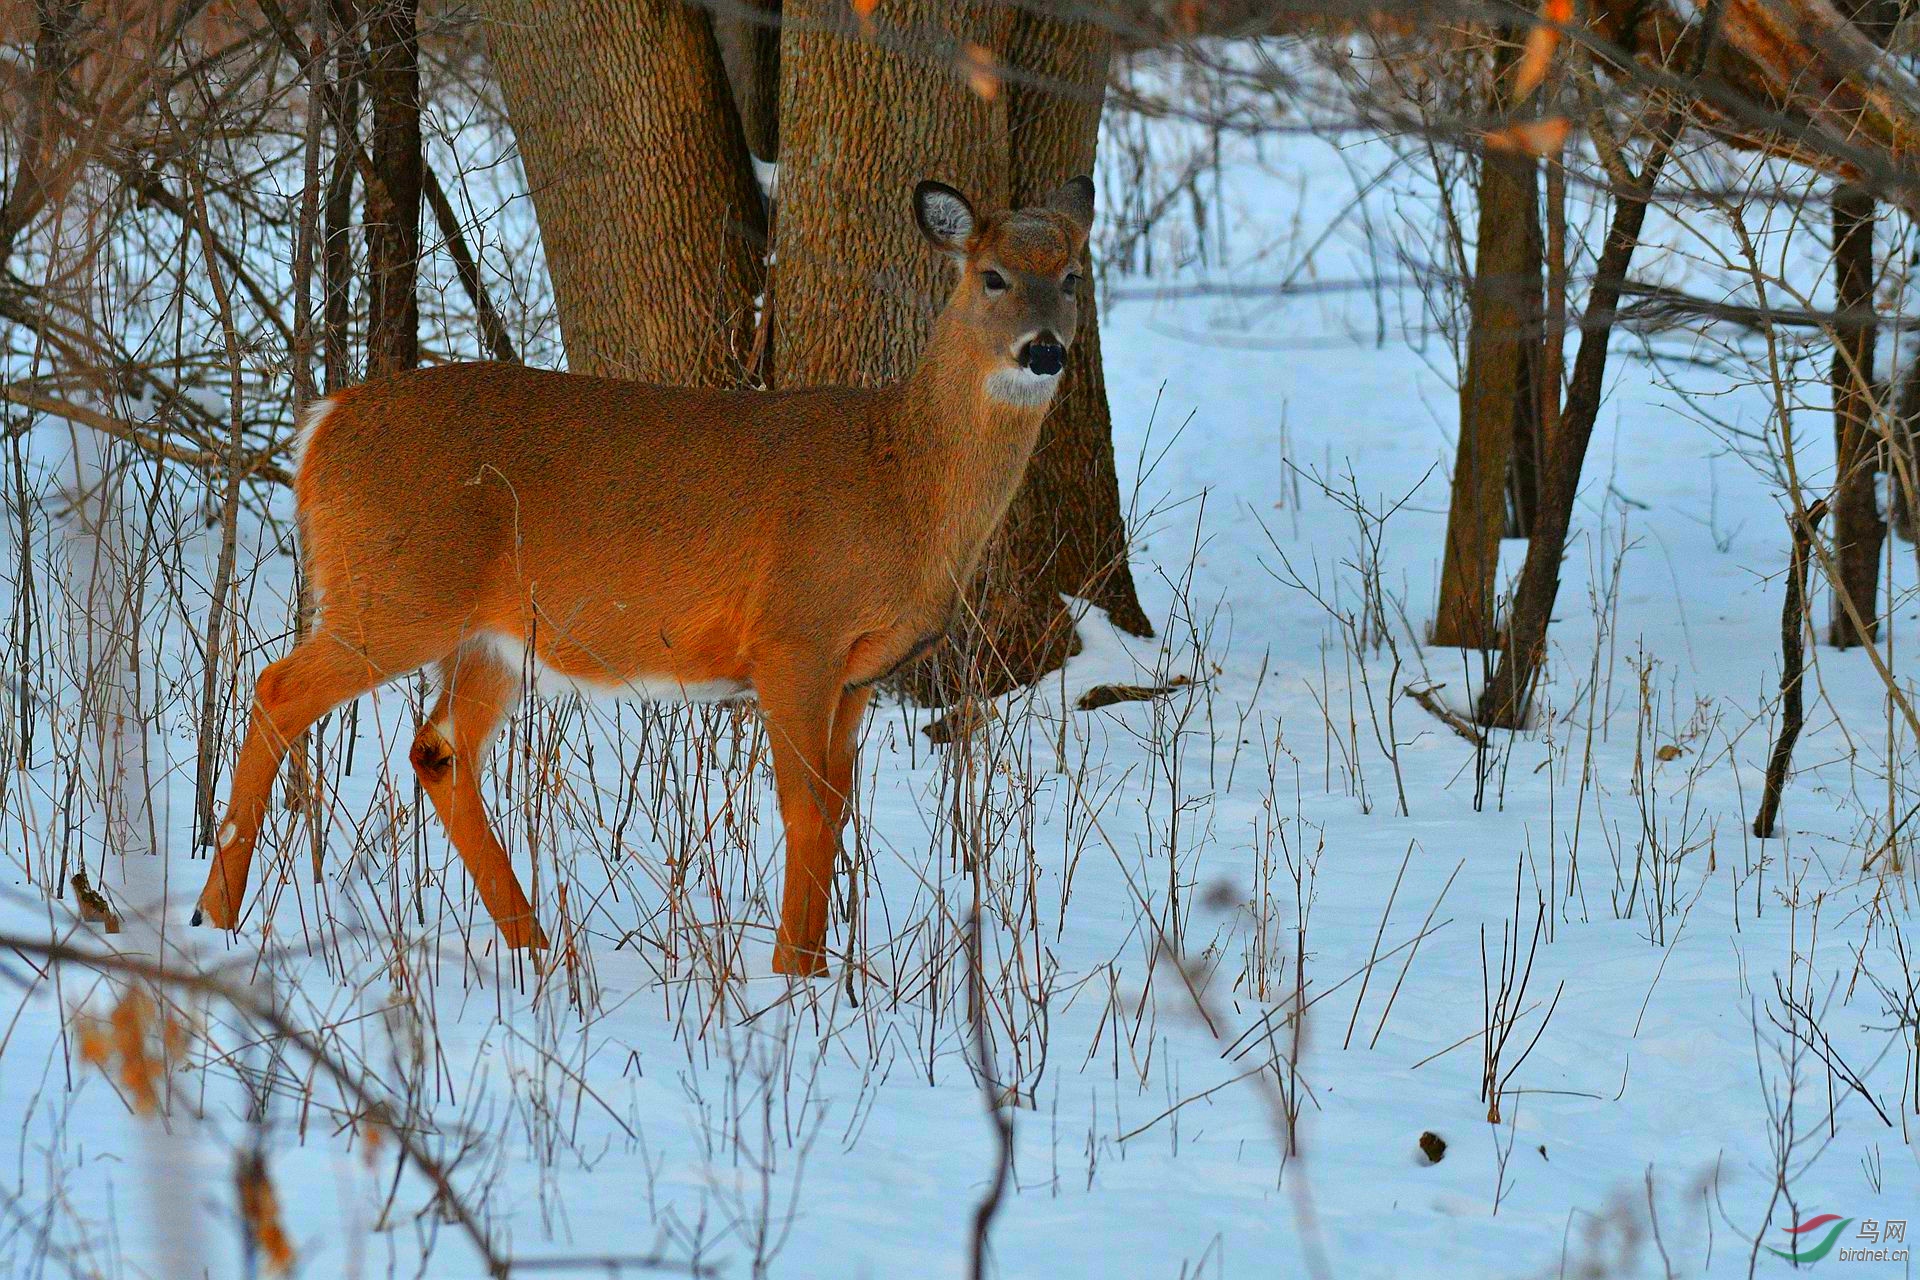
[3,74,1918,1280]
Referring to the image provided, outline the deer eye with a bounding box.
[1061,271,1081,295]
[981,269,1008,294]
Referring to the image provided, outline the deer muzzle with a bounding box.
[1018,338,1066,377]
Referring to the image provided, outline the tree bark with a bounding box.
[1827,181,1882,648]
[1433,40,1541,650]
[1504,164,1544,540]
[715,0,781,162]
[363,0,420,377]
[770,1,1009,390]
[1478,142,1674,727]
[928,8,1154,700]
[996,8,1154,640]
[774,3,1149,701]
[323,0,360,390]
[772,1,1009,702]
[483,0,764,384]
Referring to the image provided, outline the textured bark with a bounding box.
[1478,143,1674,727]
[774,3,1149,701]
[771,0,1009,390]
[1504,164,1544,540]
[1827,182,1882,648]
[716,0,781,162]
[323,0,359,391]
[1433,40,1539,650]
[363,0,420,377]
[772,1,1008,702]
[483,0,763,384]
[997,9,1153,641]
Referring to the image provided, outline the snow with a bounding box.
[3,81,1919,1280]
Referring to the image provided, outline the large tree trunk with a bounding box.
[770,1,1009,389]
[1827,181,1882,648]
[362,0,420,377]
[483,0,763,384]
[936,9,1154,700]
[776,3,1149,701]
[715,0,780,163]
[771,1,1008,703]
[995,9,1153,641]
[1433,39,1540,650]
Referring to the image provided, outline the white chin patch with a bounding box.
[984,367,1060,407]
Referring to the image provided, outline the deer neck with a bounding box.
[896,309,1053,580]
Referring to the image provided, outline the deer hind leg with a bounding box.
[195,636,392,930]
[825,686,872,837]
[761,659,863,977]
[409,644,546,949]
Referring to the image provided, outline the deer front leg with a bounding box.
[759,658,848,977]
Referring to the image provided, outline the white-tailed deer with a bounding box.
[192,175,1095,975]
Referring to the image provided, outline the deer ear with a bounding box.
[914,180,975,258]
[1046,175,1095,236]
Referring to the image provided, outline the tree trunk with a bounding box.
[934,9,1153,701]
[323,0,360,391]
[771,1,1009,390]
[1827,181,1882,648]
[776,4,1150,701]
[483,0,763,384]
[715,0,780,162]
[1433,42,1540,650]
[994,8,1153,641]
[1504,165,1544,539]
[1478,141,1676,728]
[363,0,420,377]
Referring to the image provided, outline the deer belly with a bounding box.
[473,632,753,705]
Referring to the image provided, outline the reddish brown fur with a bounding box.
[195,178,1094,974]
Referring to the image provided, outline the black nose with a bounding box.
[1020,341,1066,376]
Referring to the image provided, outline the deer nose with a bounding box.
[1018,335,1066,376]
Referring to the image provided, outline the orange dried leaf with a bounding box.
[1512,0,1574,98]
[1486,117,1571,156]
[1512,26,1558,97]
[361,1119,385,1169]
[238,1152,296,1275]
[850,0,879,15]
[75,1018,112,1067]
[958,42,999,101]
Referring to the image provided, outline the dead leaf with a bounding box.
[957,42,999,101]
[70,871,121,933]
[237,1150,296,1275]
[1656,743,1684,762]
[1486,117,1571,156]
[1512,0,1574,98]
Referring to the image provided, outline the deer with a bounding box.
[191,175,1096,975]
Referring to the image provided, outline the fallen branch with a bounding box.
[1075,675,1191,711]
[1404,682,1486,746]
